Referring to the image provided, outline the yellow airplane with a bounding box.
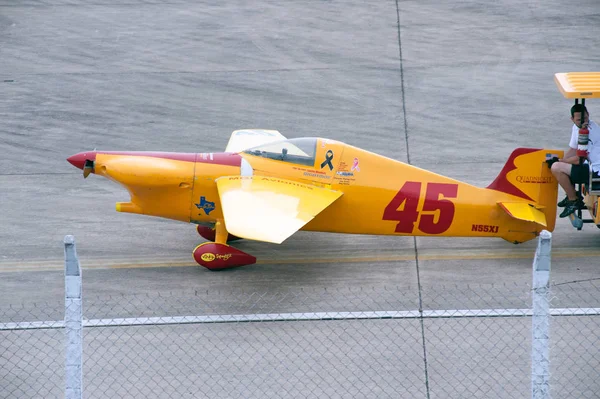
[68,130,562,270]
[554,71,600,230]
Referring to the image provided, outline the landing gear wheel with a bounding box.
[192,242,256,270]
[196,225,242,242]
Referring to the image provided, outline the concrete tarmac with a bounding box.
[1,1,600,397]
[1,0,599,301]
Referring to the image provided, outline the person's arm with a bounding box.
[560,147,581,164]
[562,126,582,164]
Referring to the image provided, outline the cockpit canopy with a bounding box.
[243,137,318,167]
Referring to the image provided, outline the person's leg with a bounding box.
[551,162,577,200]
[554,163,589,217]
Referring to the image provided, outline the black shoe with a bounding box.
[558,194,583,207]
[559,200,579,218]
[557,195,570,207]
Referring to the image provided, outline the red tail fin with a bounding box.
[487,147,564,232]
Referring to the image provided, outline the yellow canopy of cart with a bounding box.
[554,72,600,99]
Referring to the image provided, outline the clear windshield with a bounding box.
[243,138,317,167]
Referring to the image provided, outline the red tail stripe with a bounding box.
[486,148,537,201]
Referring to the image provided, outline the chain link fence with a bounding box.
[2,280,600,398]
[1,301,65,398]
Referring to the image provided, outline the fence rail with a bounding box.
[2,232,600,398]
[4,307,600,332]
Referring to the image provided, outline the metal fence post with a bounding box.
[64,235,83,399]
[531,230,552,399]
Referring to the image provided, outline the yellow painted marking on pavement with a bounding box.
[1,248,600,273]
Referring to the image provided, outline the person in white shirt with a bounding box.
[548,104,600,218]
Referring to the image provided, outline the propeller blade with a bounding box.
[83,159,94,178]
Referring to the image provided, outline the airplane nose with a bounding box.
[67,151,96,170]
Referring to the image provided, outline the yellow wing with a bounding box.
[498,202,547,227]
[225,129,287,153]
[216,176,343,243]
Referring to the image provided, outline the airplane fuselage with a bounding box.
[73,137,560,245]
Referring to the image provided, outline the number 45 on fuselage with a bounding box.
[67,129,562,270]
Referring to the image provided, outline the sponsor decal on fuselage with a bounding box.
[293,166,330,179]
[304,171,331,179]
[333,159,357,185]
[515,176,552,184]
[201,253,215,262]
[200,253,233,262]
